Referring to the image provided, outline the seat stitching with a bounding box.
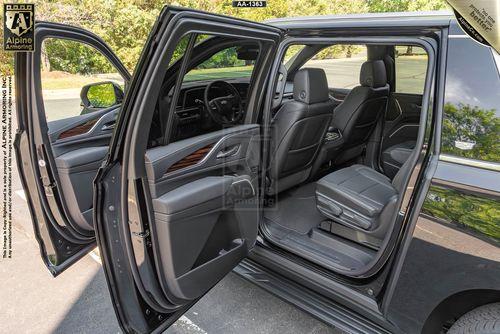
[331,184,383,212]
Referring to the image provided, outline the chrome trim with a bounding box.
[389,98,403,120]
[382,160,402,169]
[161,128,256,178]
[388,124,419,138]
[231,178,255,196]
[491,48,500,76]
[448,34,469,39]
[439,154,500,172]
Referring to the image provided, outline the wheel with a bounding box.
[448,303,500,334]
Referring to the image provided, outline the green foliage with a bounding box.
[196,47,245,69]
[185,66,253,82]
[422,186,500,243]
[313,45,363,60]
[44,39,114,75]
[366,0,447,12]
[86,83,117,108]
[441,103,500,162]
[0,0,450,77]
[0,17,14,76]
[283,45,305,64]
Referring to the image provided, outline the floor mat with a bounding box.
[264,182,326,235]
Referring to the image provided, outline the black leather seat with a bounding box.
[315,156,413,247]
[382,141,415,179]
[330,60,389,164]
[267,68,334,195]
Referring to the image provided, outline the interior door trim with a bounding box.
[58,118,99,139]
[165,143,215,174]
[388,124,419,138]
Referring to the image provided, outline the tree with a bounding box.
[0,0,451,77]
[442,103,500,162]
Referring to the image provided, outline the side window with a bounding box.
[395,45,428,94]
[283,44,306,68]
[442,38,500,162]
[302,45,367,89]
[41,38,125,122]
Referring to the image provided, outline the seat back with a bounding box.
[267,68,334,195]
[332,60,389,155]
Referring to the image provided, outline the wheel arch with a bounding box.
[422,289,500,333]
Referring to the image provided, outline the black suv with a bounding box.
[15,8,500,334]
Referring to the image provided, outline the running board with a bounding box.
[234,259,391,334]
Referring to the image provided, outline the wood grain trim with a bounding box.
[58,118,98,140]
[166,144,214,174]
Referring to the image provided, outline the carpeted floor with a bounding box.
[264,182,326,235]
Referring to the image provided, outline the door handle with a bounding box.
[216,145,240,159]
[101,123,115,131]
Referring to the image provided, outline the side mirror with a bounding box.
[80,81,124,114]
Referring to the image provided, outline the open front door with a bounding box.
[14,23,130,275]
[94,6,283,333]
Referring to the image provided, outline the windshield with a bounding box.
[184,46,255,82]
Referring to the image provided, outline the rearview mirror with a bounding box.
[80,81,124,114]
[236,45,259,61]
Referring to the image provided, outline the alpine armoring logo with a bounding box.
[3,3,35,52]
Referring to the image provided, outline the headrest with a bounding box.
[293,68,330,104]
[359,60,387,88]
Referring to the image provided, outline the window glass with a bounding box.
[395,45,428,94]
[184,46,255,82]
[442,38,500,162]
[283,44,305,67]
[302,45,367,89]
[41,38,125,121]
[156,33,262,144]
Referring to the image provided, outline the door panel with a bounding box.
[55,146,109,230]
[380,92,422,178]
[14,22,129,275]
[145,125,260,300]
[48,108,119,230]
[48,107,118,146]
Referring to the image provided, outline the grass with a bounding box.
[184,65,254,82]
[40,71,123,90]
[40,67,254,90]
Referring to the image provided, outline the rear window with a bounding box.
[301,44,367,89]
[442,37,500,162]
[395,45,428,94]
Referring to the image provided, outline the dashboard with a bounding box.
[171,79,251,141]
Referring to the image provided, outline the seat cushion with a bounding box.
[316,165,398,230]
[383,141,415,166]
[382,141,415,179]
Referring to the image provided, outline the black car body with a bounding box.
[14,8,499,334]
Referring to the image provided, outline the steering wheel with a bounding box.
[204,80,243,125]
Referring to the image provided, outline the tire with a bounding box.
[448,303,500,334]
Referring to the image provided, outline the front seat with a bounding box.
[267,68,334,195]
[330,60,389,164]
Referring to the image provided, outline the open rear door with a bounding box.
[94,6,283,333]
[14,23,130,275]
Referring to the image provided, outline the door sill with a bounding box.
[234,258,392,334]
